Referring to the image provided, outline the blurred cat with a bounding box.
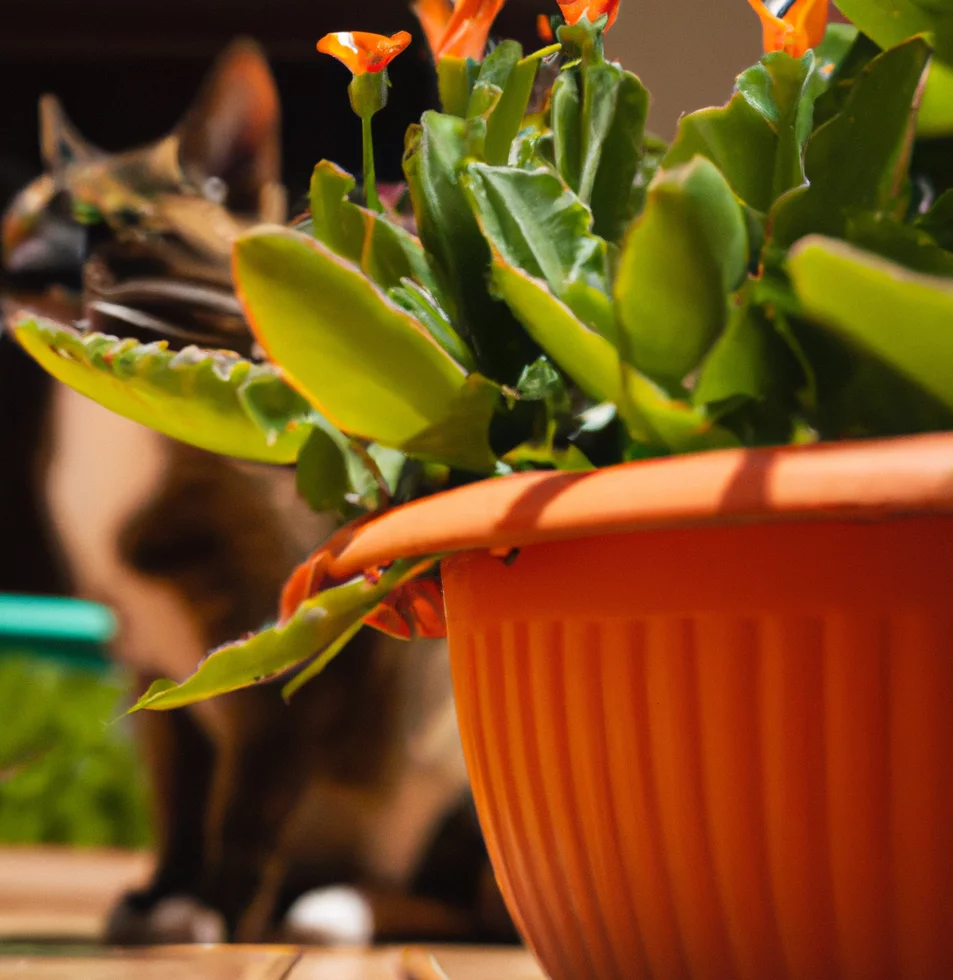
[1,40,513,946]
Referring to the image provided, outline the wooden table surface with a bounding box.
[0,946,545,979]
[0,849,546,978]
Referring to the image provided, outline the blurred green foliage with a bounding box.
[0,657,152,848]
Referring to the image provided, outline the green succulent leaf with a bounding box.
[308,161,437,294]
[14,318,312,464]
[614,158,749,392]
[770,38,932,248]
[388,279,476,370]
[788,235,953,413]
[492,261,739,453]
[916,188,953,249]
[834,0,953,66]
[552,61,649,241]
[294,424,350,513]
[234,226,496,472]
[466,40,546,165]
[919,61,953,137]
[463,163,609,296]
[812,31,882,128]
[403,111,540,384]
[845,213,953,276]
[693,292,808,444]
[552,70,583,191]
[129,559,435,712]
[664,51,818,212]
[437,56,479,117]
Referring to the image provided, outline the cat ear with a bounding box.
[176,39,283,220]
[39,95,103,177]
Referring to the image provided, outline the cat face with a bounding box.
[1,40,285,354]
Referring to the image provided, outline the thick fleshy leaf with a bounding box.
[129,559,433,712]
[234,226,496,472]
[812,31,881,128]
[834,0,953,67]
[664,52,817,212]
[295,424,350,513]
[551,70,582,191]
[492,261,739,452]
[916,188,953,249]
[463,164,609,296]
[614,158,749,392]
[308,161,437,294]
[486,47,556,166]
[788,235,953,412]
[387,279,476,370]
[403,111,539,383]
[770,39,932,248]
[437,56,478,117]
[14,318,312,463]
[845,213,953,277]
[466,40,546,166]
[552,61,649,242]
[919,61,953,137]
[693,293,807,444]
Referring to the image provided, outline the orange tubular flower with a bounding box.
[316,30,412,74]
[412,0,508,61]
[746,0,829,58]
[537,13,555,42]
[557,0,621,31]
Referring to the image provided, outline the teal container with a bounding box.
[0,594,116,672]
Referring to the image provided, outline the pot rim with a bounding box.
[327,432,953,579]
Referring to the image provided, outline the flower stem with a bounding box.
[361,114,382,213]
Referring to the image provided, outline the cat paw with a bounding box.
[282,886,374,946]
[105,893,227,945]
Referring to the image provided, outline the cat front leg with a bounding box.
[106,677,226,945]
[199,684,309,942]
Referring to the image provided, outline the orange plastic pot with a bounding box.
[330,434,953,980]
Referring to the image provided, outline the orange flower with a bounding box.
[363,580,447,639]
[316,30,412,74]
[537,13,555,41]
[412,0,507,61]
[745,0,829,58]
[557,0,621,31]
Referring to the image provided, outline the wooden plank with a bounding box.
[0,848,153,941]
[289,947,545,980]
[0,946,299,980]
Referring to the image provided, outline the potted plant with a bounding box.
[9,0,953,974]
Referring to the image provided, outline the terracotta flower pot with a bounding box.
[330,434,953,980]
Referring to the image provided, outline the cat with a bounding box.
[1,39,514,946]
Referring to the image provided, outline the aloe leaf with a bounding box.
[615,158,749,392]
[14,318,312,464]
[129,559,433,712]
[788,235,953,413]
